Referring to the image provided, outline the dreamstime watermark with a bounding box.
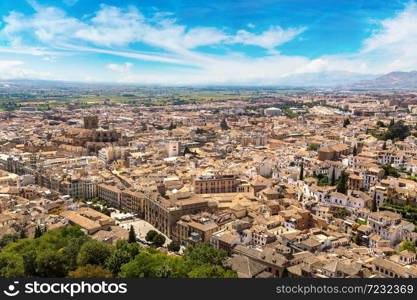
[3,281,128,297]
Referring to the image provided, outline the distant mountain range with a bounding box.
[276,71,377,87]
[344,71,417,89]
[2,70,417,89]
[277,70,417,89]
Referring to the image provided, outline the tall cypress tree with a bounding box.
[330,168,336,186]
[372,191,378,212]
[343,119,350,128]
[168,121,176,130]
[336,171,348,194]
[128,225,136,243]
[299,163,304,180]
[34,226,43,238]
[220,118,230,130]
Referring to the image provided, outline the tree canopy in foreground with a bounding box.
[0,226,236,278]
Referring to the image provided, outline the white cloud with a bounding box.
[0,60,51,79]
[0,1,309,86]
[100,0,417,84]
[106,62,133,73]
[0,45,56,56]
[74,5,144,47]
[1,2,302,53]
[363,2,417,54]
[0,60,24,70]
[358,1,417,73]
[158,26,228,50]
[275,1,417,77]
[2,2,83,44]
[42,55,56,62]
[62,44,188,65]
[4,1,417,85]
[230,26,306,49]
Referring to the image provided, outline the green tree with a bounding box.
[195,128,206,135]
[119,251,187,278]
[115,240,140,259]
[0,253,25,278]
[384,120,410,141]
[187,265,237,278]
[343,119,350,127]
[168,121,176,130]
[389,118,395,127]
[372,192,378,212]
[282,108,298,118]
[168,241,181,252]
[60,236,91,272]
[0,234,19,249]
[23,250,37,277]
[352,145,357,156]
[0,227,87,278]
[34,226,43,238]
[128,225,136,243]
[317,175,330,186]
[376,120,385,127]
[145,230,158,243]
[299,163,304,181]
[105,249,131,275]
[183,243,227,267]
[353,234,360,245]
[77,241,114,267]
[184,146,195,156]
[381,164,400,178]
[330,168,336,186]
[399,240,416,253]
[69,264,113,278]
[35,250,68,277]
[152,234,166,248]
[336,171,349,194]
[336,208,347,217]
[20,229,27,239]
[382,141,387,150]
[307,144,319,151]
[220,118,230,130]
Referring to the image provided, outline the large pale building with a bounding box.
[144,192,211,238]
[166,141,181,157]
[318,144,350,161]
[264,107,282,116]
[194,174,240,194]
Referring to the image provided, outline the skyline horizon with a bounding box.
[1,1,417,85]
[3,70,417,89]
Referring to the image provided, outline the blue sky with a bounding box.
[0,0,416,85]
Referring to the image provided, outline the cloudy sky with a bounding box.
[0,0,416,85]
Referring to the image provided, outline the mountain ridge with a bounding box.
[2,70,417,89]
[345,70,417,89]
